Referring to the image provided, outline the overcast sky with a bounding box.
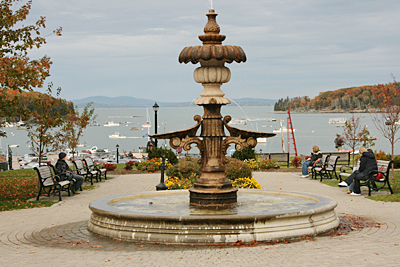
[24,0,400,103]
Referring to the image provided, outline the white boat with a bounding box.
[104,121,120,127]
[329,118,346,124]
[265,118,276,122]
[142,108,152,128]
[109,132,127,139]
[272,126,296,133]
[257,137,267,143]
[228,118,247,125]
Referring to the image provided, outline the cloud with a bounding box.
[23,0,400,102]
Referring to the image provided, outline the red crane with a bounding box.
[286,109,298,156]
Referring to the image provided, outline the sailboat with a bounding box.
[142,108,152,128]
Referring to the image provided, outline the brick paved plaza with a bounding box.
[1,171,399,266]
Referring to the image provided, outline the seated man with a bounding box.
[55,152,84,194]
[338,147,378,196]
[301,145,322,178]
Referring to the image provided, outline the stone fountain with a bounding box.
[88,9,339,244]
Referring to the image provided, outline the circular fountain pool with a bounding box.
[88,190,339,244]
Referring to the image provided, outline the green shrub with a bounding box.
[166,156,201,179]
[232,147,255,161]
[374,150,400,168]
[148,147,178,164]
[225,158,252,182]
[374,150,391,161]
[393,155,400,168]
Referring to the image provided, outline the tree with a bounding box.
[57,103,97,160]
[342,114,375,166]
[26,84,67,164]
[232,147,255,161]
[148,147,178,164]
[0,0,62,137]
[370,77,400,178]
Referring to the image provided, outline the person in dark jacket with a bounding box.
[338,147,378,195]
[55,152,84,194]
[301,145,323,177]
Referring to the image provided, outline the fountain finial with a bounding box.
[199,9,226,44]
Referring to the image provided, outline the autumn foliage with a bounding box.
[1,0,62,136]
[274,84,398,112]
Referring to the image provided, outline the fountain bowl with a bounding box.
[88,189,339,244]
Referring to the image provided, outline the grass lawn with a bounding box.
[0,168,100,211]
[320,170,400,202]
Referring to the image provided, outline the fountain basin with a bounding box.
[88,190,339,244]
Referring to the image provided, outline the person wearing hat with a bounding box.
[55,152,84,194]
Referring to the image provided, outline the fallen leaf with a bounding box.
[29,251,35,254]
[105,259,110,262]
[178,257,183,259]
[113,249,118,251]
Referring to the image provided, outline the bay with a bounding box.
[1,105,397,156]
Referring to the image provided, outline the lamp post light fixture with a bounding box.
[116,144,119,164]
[153,102,159,148]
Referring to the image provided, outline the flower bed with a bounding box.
[245,158,280,171]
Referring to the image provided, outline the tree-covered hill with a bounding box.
[274,83,400,112]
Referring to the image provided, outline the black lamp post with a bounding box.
[156,155,168,190]
[116,144,119,163]
[153,102,159,148]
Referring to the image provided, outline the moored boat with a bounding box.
[109,132,127,139]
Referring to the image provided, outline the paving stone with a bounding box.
[1,171,400,266]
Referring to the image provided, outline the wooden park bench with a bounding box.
[84,157,107,181]
[361,160,394,196]
[268,153,290,167]
[308,154,330,180]
[340,160,394,196]
[34,165,71,201]
[73,159,98,185]
[323,151,351,166]
[314,155,340,182]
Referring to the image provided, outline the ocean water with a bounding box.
[1,105,396,156]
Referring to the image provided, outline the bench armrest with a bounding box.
[340,165,353,173]
[53,174,62,183]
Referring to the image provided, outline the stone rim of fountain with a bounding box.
[88,189,339,244]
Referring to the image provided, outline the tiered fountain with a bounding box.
[88,9,339,244]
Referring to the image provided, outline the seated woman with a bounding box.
[338,147,378,196]
[301,145,322,178]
